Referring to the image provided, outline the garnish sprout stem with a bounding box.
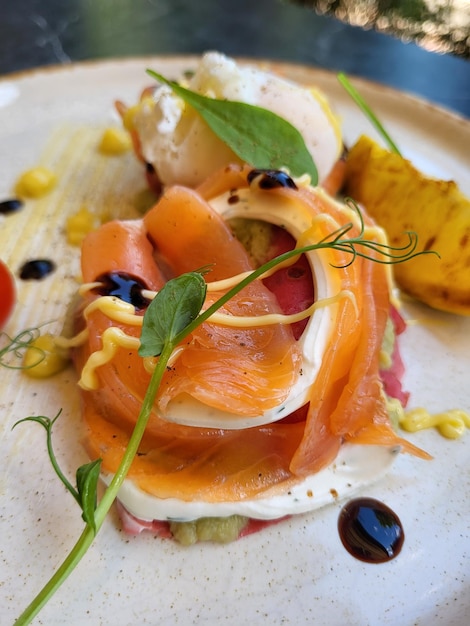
[15,201,434,624]
[337,72,402,156]
[14,342,174,625]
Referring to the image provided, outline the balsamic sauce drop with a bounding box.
[247,169,297,190]
[145,162,163,196]
[19,259,56,280]
[93,272,150,310]
[338,498,405,563]
[0,198,24,215]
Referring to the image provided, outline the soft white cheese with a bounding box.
[106,444,399,522]
[134,52,342,187]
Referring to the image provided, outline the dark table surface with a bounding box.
[0,0,469,118]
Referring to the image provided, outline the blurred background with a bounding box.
[0,0,469,116]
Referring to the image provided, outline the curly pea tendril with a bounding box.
[0,327,45,369]
[8,197,438,625]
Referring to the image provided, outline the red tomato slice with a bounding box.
[0,260,16,329]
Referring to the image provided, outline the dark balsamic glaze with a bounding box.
[338,498,405,563]
[19,259,56,280]
[0,199,24,215]
[93,272,150,310]
[247,169,297,190]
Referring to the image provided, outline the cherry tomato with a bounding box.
[0,260,16,329]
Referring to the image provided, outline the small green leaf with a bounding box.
[15,200,433,624]
[139,272,207,357]
[76,459,102,532]
[146,69,318,184]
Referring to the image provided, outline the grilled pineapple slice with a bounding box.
[344,135,470,315]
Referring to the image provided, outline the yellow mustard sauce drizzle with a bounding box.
[293,173,312,188]
[79,327,140,390]
[53,295,144,352]
[61,201,394,392]
[314,190,399,310]
[83,296,142,326]
[202,247,303,292]
[391,313,469,440]
[54,329,89,349]
[142,347,186,376]
[202,289,357,328]
[72,235,356,390]
[400,408,470,440]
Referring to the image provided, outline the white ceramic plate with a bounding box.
[1,58,469,626]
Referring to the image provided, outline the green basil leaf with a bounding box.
[146,69,318,184]
[76,459,102,532]
[139,272,207,357]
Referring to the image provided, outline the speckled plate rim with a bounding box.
[0,57,469,626]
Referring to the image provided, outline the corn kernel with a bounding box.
[23,333,69,378]
[98,127,132,155]
[66,206,100,246]
[15,167,56,198]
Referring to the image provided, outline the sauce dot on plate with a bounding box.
[19,259,56,280]
[338,497,404,563]
[0,198,24,215]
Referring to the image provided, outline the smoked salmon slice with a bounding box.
[143,185,301,418]
[74,165,429,504]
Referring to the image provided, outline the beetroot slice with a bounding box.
[264,226,409,405]
[380,306,410,406]
[262,227,314,340]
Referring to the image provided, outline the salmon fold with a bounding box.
[73,165,429,504]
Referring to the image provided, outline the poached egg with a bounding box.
[132,52,342,187]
